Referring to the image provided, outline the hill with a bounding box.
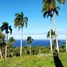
[0,53,67,67]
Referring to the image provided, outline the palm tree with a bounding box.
[0,30,5,59]
[42,0,66,53]
[53,0,66,53]
[26,36,33,55]
[47,29,56,39]
[14,12,28,57]
[0,22,12,59]
[47,29,56,51]
[42,0,58,53]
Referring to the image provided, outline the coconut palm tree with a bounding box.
[26,36,33,55]
[14,12,28,57]
[0,30,5,59]
[0,22,12,59]
[53,0,66,53]
[42,0,66,53]
[42,0,58,53]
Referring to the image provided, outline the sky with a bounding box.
[0,0,67,40]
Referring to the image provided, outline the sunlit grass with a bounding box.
[0,53,67,67]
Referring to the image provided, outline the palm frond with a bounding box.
[57,0,66,4]
[23,17,28,28]
[43,11,48,18]
[9,26,12,34]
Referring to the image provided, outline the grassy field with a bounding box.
[0,53,67,67]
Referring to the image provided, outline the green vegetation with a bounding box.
[26,36,33,55]
[0,53,67,67]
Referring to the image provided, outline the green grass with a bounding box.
[0,53,67,67]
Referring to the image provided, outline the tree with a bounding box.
[42,0,66,53]
[0,22,12,59]
[26,36,33,55]
[47,29,56,39]
[47,29,56,51]
[42,0,58,53]
[53,0,66,53]
[0,30,6,59]
[7,37,16,57]
[14,12,28,57]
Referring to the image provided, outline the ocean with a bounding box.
[13,40,66,47]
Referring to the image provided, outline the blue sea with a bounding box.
[13,40,66,47]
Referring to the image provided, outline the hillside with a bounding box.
[0,53,67,67]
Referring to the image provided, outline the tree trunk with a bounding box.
[0,48,3,59]
[50,17,53,53]
[54,15,59,53]
[5,34,8,59]
[20,29,23,57]
[30,44,31,55]
[66,30,67,52]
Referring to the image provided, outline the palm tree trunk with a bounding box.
[20,29,23,57]
[50,17,53,53]
[30,44,31,55]
[0,48,3,59]
[5,34,8,59]
[54,15,59,53]
[66,30,67,52]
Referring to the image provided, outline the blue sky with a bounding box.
[0,0,67,39]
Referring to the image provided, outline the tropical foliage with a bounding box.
[0,22,12,59]
[27,36,33,55]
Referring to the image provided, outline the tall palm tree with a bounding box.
[14,12,28,57]
[26,36,33,55]
[0,22,12,59]
[42,0,66,53]
[42,0,58,53]
[53,0,66,53]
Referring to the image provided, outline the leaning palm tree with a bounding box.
[26,36,33,55]
[0,22,12,59]
[14,12,28,57]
